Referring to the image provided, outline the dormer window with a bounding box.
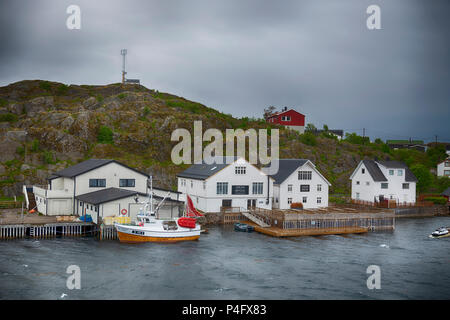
[235,166,246,174]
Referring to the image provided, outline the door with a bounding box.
[247,199,256,209]
[222,199,232,208]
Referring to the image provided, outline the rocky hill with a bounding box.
[0,80,391,197]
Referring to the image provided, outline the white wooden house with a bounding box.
[177,157,274,213]
[437,157,450,177]
[32,159,160,223]
[350,160,417,204]
[270,159,331,209]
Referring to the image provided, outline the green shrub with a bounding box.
[96,95,104,103]
[0,113,18,122]
[97,126,114,144]
[118,93,127,99]
[31,139,40,152]
[423,196,447,205]
[43,150,56,164]
[16,146,25,156]
[0,98,7,107]
[39,81,52,91]
[56,84,69,95]
[329,196,347,204]
[143,106,150,117]
[299,132,317,146]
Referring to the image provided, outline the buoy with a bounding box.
[121,208,127,215]
[29,209,36,214]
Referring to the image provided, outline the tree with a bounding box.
[323,124,329,132]
[305,123,317,133]
[410,164,432,193]
[263,106,276,120]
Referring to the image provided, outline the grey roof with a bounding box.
[377,161,418,182]
[362,160,388,182]
[176,156,238,180]
[269,159,308,184]
[361,160,417,182]
[442,187,450,197]
[75,187,145,205]
[49,159,149,179]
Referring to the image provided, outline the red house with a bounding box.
[266,107,305,133]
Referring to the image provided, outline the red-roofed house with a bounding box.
[266,107,305,133]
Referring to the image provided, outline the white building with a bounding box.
[31,159,184,223]
[177,157,274,213]
[437,157,450,177]
[270,159,331,209]
[350,160,417,204]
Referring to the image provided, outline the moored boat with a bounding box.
[429,227,450,239]
[114,177,203,243]
[234,222,254,233]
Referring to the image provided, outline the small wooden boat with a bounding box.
[234,222,254,233]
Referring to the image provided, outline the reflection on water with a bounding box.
[0,217,449,299]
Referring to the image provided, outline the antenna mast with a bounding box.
[120,49,127,84]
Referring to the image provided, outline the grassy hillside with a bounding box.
[0,80,448,198]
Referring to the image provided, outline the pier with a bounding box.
[0,222,96,240]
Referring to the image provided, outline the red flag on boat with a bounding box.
[185,195,203,217]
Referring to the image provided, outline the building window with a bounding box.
[356,192,360,199]
[288,184,293,192]
[216,182,228,195]
[389,170,394,176]
[302,196,307,203]
[232,185,249,195]
[381,183,388,189]
[281,116,291,121]
[317,184,322,192]
[252,182,263,195]
[362,168,365,174]
[356,181,360,185]
[95,206,98,212]
[89,179,106,187]
[298,171,312,180]
[317,197,322,204]
[203,181,206,190]
[402,183,409,189]
[398,170,403,176]
[300,185,310,192]
[366,181,370,186]
[191,180,193,188]
[235,166,246,174]
[445,161,450,167]
[119,179,135,187]
[287,198,292,204]
[80,202,83,206]
[445,170,450,176]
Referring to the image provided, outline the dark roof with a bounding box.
[377,161,418,182]
[176,156,238,180]
[386,140,424,145]
[442,187,450,197]
[269,159,308,184]
[361,160,388,182]
[360,160,417,182]
[49,159,149,179]
[75,188,146,205]
[149,183,181,194]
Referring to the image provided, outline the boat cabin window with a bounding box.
[163,221,178,231]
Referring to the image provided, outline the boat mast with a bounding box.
[149,176,154,215]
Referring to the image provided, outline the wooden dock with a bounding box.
[243,220,368,237]
[0,222,96,240]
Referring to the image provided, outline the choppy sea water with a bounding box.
[0,217,449,300]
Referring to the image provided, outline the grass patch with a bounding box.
[97,126,114,144]
[0,113,18,122]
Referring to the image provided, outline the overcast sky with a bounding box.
[0,0,449,142]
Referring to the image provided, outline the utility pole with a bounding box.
[363,128,366,144]
[121,49,127,84]
[435,135,438,145]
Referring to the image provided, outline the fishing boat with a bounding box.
[114,178,203,243]
[429,227,450,239]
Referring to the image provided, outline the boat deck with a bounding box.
[242,221,368,238]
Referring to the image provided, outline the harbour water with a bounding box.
[0,217,449,300]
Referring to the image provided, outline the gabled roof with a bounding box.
[350,160,417,183]
[75,187,146,205]
[269,159,331,186]
[266,109,305,118]
[377,161,418,182]
[176,156,238,180]
[48,159,149,180]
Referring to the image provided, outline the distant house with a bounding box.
[270,159,331,209]
[177,156,274,213]
[437,157,450,177]
[442,187,450,201]
[32,159,150,223]
[386,140,425,152]
[350,160,417,204]
[447,145,450,156]
[312,129,344,140]
[266,107,305,133]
